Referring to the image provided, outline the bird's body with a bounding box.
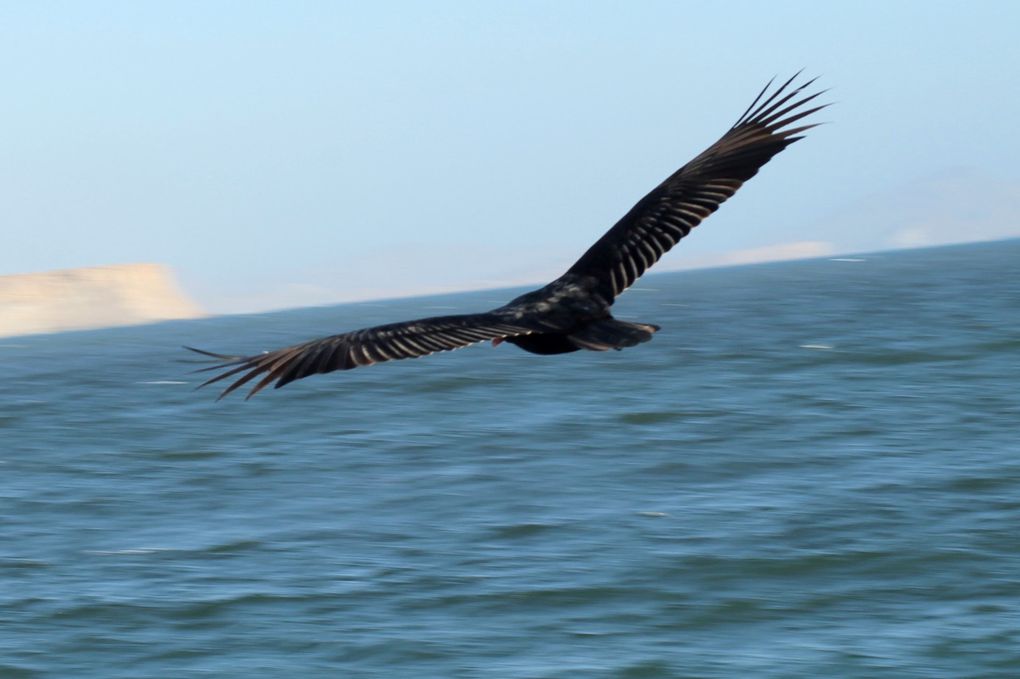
[190,75,826,399]
[495,274,659,354]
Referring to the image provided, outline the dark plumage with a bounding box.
[189,74,826,399]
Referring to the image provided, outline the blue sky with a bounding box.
[3,1,1019,313]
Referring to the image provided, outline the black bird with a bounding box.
[189,75,826,399]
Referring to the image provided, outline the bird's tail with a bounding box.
[568,319,660,351]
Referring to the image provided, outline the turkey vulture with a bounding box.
[189,74,826,399]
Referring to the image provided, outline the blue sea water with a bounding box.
[3,240,1020,678]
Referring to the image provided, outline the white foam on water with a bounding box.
[86,547,175,556]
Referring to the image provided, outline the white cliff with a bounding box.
[0,263,204,338]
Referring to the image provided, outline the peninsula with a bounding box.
[0,263,204,338]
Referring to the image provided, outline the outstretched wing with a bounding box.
[566,74,827,300]
[189,313,536,399]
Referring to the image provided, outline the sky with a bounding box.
[2,1,1019,314]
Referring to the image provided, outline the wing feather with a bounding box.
[566,74,827,299]
[188,313,536,399]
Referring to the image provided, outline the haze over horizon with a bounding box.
[4,2,1019,314]
[196,233,1019,317]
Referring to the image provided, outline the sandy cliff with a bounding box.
[0,263,205,338]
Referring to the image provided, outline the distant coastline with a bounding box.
[205,236,1020,317]
[0,263,204,338]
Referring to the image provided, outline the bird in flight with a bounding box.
[189,74,826,399]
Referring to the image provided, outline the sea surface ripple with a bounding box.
[3,240,1020,677]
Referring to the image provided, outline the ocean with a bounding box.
[3,239,1019,678]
